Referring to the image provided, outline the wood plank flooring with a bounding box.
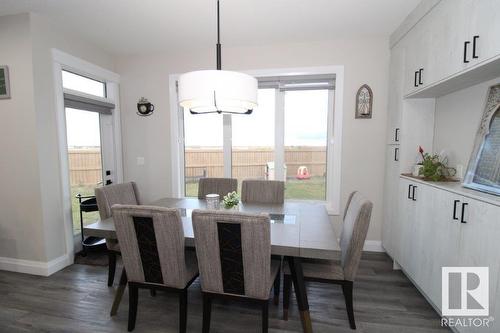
[0,252,450,332]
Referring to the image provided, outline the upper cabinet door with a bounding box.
[387,42,405,144]
[404,12,432,96]
[426,0,469,83]
[465,0,500,65]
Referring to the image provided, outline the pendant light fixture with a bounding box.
[178,0,258,115]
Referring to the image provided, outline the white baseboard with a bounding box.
[363,240,385,252]
[0,253,72,276]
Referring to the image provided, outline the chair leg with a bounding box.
[283,274,292,320]
[128,284,139,332]
[273,266,281,306]
[262,301,269,333]
[108,251,117,287]
[342,281,356,330]
[202,293,212,333]
[179,289,188,333]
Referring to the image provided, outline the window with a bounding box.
[464,85,500,196]
[62,70,106,97]
[183,113,223,197]
[174,70,341,206]
[284,90,328,200]
[232,89,275,190]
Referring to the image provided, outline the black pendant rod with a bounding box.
[216,0,221,70]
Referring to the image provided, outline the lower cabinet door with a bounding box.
[458,199,500,332]
[426,190,462,311]
[396,179,417,274]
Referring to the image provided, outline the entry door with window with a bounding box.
[62,70,117,236]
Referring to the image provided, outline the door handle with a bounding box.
[464,41,470,63]
[452,200,460,220]
[412,185,417,201]
[395,128,400,142]
[414,71,419,87]
[105,180,113,185]
[461,202,468,223]
[408,184,413,199]
[418,68,423,85]
[394,147,399,161]
[472,35,479,59]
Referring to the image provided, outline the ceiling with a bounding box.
[0,0,420,56]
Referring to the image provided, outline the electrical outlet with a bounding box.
[137,157,145,165]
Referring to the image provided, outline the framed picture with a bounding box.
[0,66,11,99]
[355,84,373,119]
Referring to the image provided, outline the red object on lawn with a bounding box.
[296,166,311,180]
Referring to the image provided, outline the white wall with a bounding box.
[433,76,500,178]
[0,13,114,271]
[0,14,46,261]
[116,38,390,242]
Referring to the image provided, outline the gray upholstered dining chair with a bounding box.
[197,177,238,199]
[112,205,199,333]
[95,182,141,286]
[282,191,373,330]
[191,210,281,333]
[241,180,285,204]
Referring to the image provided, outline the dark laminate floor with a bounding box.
[0,252,450,333]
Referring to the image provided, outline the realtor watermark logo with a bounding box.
[441,267,493,328]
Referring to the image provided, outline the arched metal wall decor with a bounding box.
[355,84,373,119]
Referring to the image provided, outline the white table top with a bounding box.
[84,197,339,259]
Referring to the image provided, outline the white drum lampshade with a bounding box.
[178,70,258,114]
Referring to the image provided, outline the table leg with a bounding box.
[286,256,313,333]
[110,268,127,316]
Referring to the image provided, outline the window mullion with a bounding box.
[275,89,285,181]
[326,89,335,204]
[223,114,232,178]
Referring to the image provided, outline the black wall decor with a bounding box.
[137,97,154,116]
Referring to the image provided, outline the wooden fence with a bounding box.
[68,147,327,186]
[68,149,102,186]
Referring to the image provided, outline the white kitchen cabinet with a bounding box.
[426,190,463,311]
[464,0,500,67]
[386,42,405,144]
[426,0,469,83]
[382,144,400,257]
[404,14,431,96]
[401,0,500,98]
[458,198,500,332]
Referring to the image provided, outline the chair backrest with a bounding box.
[241,180,284,204]
[95,182,141,220]
[197,177,238,199]
[192,209,271,300]
[339,191,373,281]
[112,205,190,289]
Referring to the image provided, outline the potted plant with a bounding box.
[417,146,456,181]
[222,191,240,210]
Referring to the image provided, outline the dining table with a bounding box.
[83,197,339,333]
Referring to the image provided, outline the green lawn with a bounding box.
[186,176,326,200]
[71,185,100,235]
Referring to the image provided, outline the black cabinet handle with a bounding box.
[412,185,417,201]
[414,71,419,87]
[394,147,399,161]
[408,184,413,199]
[472,35,479,59]
[105,180,113,185]
[461,202,468,223]
[419,68,423,85]
[464,41,470,63]
[453,200,460,220]
[395,128,400,142]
